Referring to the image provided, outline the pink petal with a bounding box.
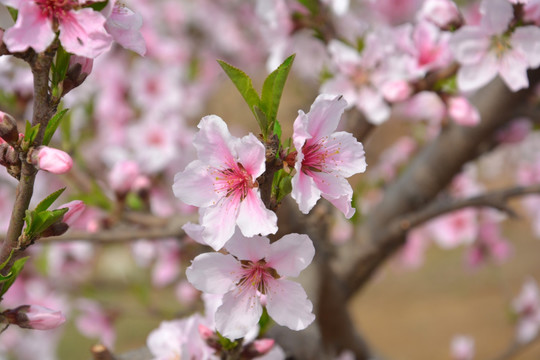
[301,95,348,141]
[480,0,513,35]
[225,231,271,262]
[199,197,240,250]
[186,253,240,294]
[512,26,540,68]
[173,160,220,208]
[215,288,262,340]
[356,87,391,125]
[266,279,315,331]
[236,189,278,237]
[320,76,358,111]
[457,54,498,92]
[322,132,367,177]
[59,8,112,58]
[194,115,236,168]
[291,169,321,214]
[235,133,266,178]
[499,51,530,92]
[105,4,146,56]
[311,171,355,218]
[3,1,55,53]
[323,193,356,219]
[182,222,206,245]
[266,234,315,278]
[449,27,490,65]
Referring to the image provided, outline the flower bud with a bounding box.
[108,160,140,194]
[381,80,412,102]
[62,56,94,96]
[0,111,19,144]
[447,96,480,126]
[241,339,275,359]
[198,324,214,340]
[29,146,73,174]
[58,200,85,226]
[3,305,66,330]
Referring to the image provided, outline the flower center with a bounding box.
[35,0,77,19]
[301,137,342,174]
[490,34,512,59]
[237,259,279,294]
[212,162,257,200]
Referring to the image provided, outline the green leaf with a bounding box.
[0,250,15,272]
[272,169,293,203]
[273,120,282,143]
[217,60,261,117]
[85,0,109,11]
[261,54,295,133]
[32,208,69,236]
[216,332,239,351]
[24,122,40,145]
[0,257,29,297]
[6,7,17,22]
[51,46,71,91]
[253,106,268,137]
[258,307,273,336]
[42,109,69,146]
[35,188,66,213]
[126,193,144,211]
[297,0,319,14]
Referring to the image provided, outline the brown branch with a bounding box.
[393,184,540,233]
[338,70,540,299]
[91,344,117,360]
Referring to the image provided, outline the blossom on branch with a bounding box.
[186,232,316,340]
[0,0,112,58]
[291,95,367,218]
[173,115,277,250]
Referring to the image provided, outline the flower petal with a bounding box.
[449,27,490,65]
[311,171,355,218]
[236,133,266,178]
[321,131,367,177]
[215,288,262,340]
[236,189,278,238]
[291,169,321,214]
[266,234,315,278]
[457,54,498,92]
[480,0,513,35]
[225,231,271,262]
[59,8,112,58]
[173,160,220,208]
[3,1,55,53]
[200,196,240,250]
[186,253,241,294]
[266,279,315,331]
[302,95,348,141]
[512,26,540,68]
[499,51,530,92]
[194,115,236,168]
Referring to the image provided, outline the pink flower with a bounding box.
[173,115,277,250]
[186,232,316,340]
[103,0,146,56]
[427,208,478,249]
[291,95,367,218]
[447,96,481,126]
[4,305,65,330]
[513,278,540,343]
[417,0,461,28]
[466,220,512,268]
[58,200,85,226]
[108,160,140,194]
[451,335,475,360]
[75,299,115,348]
[1,0,112,58]
[449,0,540,92]
[30,146,73,174]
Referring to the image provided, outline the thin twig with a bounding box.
[489,332,540,360]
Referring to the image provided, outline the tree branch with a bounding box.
[489,333,540,360]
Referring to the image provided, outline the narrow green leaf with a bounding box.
[35,188,66,213]
[32,208,69,236]
[0,257,29,297]
[6,7,17,22]
[217,60,261,116]
[85,0,109,11]
[261,54,295,133]
[273,120,282,143]
[277,174,293,203]
[52,46,71,89]
[23,209,35,236]
[42,109,69,146]
[0,250,14,272]
[253,106,268,138]
[24,122,40,144]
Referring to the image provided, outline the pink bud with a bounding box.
[132,175,151,193]
[253,339,275,354]
[30,146,73,174]
[496,118,532,144]
[447,96,480,126]
[198,324,214,340]
[108,160,140,194]
[4,305,66,330]
[70,55,93,75]
[58,200,86,226]
[62,56,94,95]
[381,80,412,102]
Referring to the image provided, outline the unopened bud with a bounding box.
[3,305,66,330]
[241,339,275,359]
[58,200,85,226]
[0,111,19,144]
[108,160,140,194]
[39,222,69,238]
[29,146,73,174]
[198,324,214,340]
[62,56,94,96]
[447,96,480,126]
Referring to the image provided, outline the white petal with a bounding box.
[499,51,529,92]
[225,231,271,262]
[236,190,278,238]
[215,289,263,340]
[457,54,498,92]
[480,0,513,35]
[194,115,236,168]
[266,234,315,278]
[186,253,240,294]
[172,160,219,207]
[236,133,266,178]
[512,26,540,68]
[303,95,348,141]
[322,132,367,177]
[266,279,315,331]
[200,197,240,250]
[356,87,391,125]
[291,169,321,214]
[449,27,490,65]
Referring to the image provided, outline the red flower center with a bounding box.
[237,259,279,294]
[35,0,77,19]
